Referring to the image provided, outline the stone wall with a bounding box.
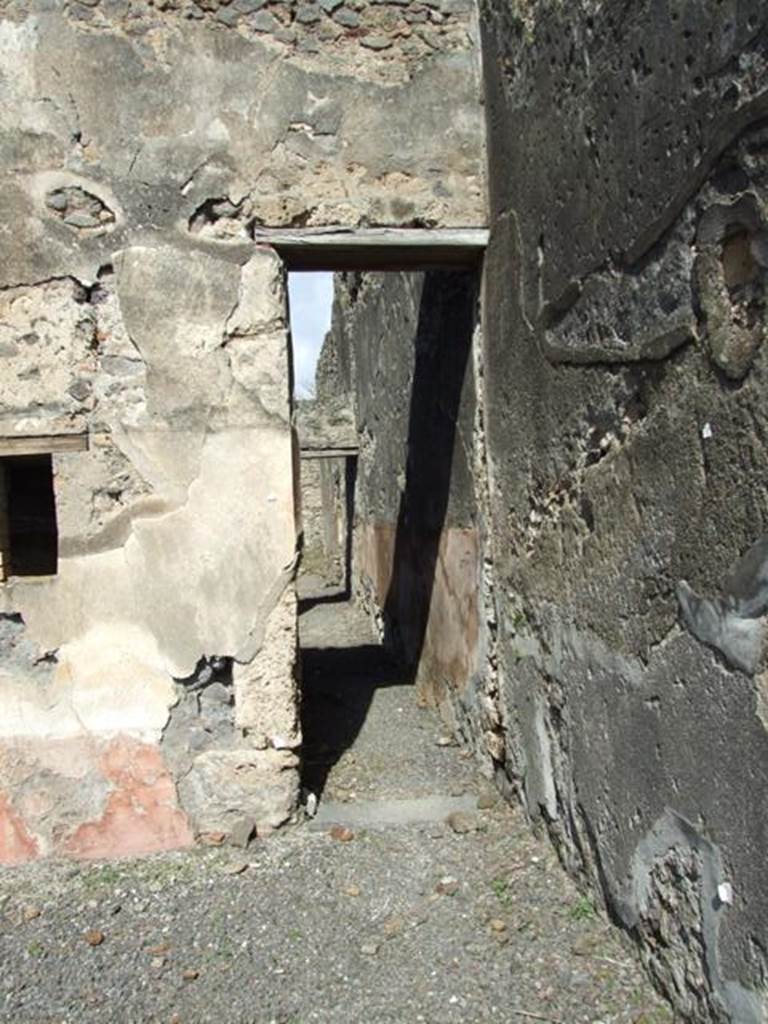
[296,455,348,586]
[0,0,484,253]
[477,1,768,1020]
[0,0,485,861]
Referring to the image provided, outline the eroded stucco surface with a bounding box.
[0,0,485,860]
[0,244,298,856]
[1,0,484,281]
[477,1,768,1020]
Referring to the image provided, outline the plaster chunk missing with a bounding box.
[45,186,115,232]
[626,811,764,1024]
[0,623,177,743]
[695,196,768,380]
[0,279,97,420]
[188,196,249,240]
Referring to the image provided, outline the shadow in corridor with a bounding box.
[300,642,401,796]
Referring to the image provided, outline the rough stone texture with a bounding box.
[295,395,357,452]
[478,2,768,1020]
[0,1,484,268]
[234,586,301,751]
[177,747,300,838]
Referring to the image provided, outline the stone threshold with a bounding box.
[307,794,478,830]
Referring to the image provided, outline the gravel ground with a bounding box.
[0,596,674,1024]
[299,594,479,802]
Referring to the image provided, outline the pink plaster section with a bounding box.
[0,735,194,864]
[0,791,40,864]
[62,738,194,860]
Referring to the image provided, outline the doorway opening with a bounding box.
[280,234,484,808]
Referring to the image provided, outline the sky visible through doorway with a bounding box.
[288,271,334,398]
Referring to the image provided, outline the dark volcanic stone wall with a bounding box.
[479,1,768,1021]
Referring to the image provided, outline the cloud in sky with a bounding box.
[288,271,334,397]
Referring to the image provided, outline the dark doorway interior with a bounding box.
[1,454,58,578]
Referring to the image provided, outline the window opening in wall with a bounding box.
[0,454,58,579]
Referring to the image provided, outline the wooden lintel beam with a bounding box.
[300,447,359,459]
[0,434,89,457]
[253,227,489,271]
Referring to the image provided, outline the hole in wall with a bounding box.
[721,227,758,290]
[0,455,58,578]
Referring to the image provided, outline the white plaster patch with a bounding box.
[226,250,285,338]
[0,623,176,742]
[0,18,39,125]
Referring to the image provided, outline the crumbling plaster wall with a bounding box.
[318,270,484,714]
[0,0,486,861]
[478,1,768,1020]
[1,0,485,255]
[0,246,300,861]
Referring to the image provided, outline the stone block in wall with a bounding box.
[234,586,301,750]
[542,214,696,364]
[177,748,299,840]
[295,396,357,450]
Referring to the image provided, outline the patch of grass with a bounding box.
[569,894,596,922]
[511,609,527,631]
[632,1009,675,1024]
[491,878,513,908]
[26,941,45,958]
[82,864,123,889]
